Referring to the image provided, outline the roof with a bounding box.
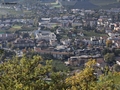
[35,30,51,35]
[96,58,104,64]
[116,57,120,62]
[41,18,51,21]
[35,48,73,55]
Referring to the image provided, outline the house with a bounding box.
[35,30,57,41]
[36,39,48,47]
[90,36,99,45]
[60,39,71,45]
[67,55,101,66]
[82,37,100,45]
[41,18,51,22]
[56,28,63,34]
[77,32,84,37]
[115,40,120,48]
[116,57,120,65]
[0,33,16,41]
[71,9,80,13]
[55,45,67,51]
[13,38,35,49]
[96,58,106,68]
[49,39,58,46]
[15,50,23,57]
[67,55,91,66]
[34,47,73,59]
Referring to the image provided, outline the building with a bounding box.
[34,47,73,59]
[13,38,35,49]
[0,33,16,41]
[35,30,57,41]
[67,55,101,66]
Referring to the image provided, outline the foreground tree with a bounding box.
[65,59,97,90]
[65,59,120,90]
[104,53,115,66]
[113,64,120,72]
[0,55,52,90]
[0,57,120,90]
[95,72,120,90]
[106,40,112,47]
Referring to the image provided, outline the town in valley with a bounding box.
[0,0,120,89]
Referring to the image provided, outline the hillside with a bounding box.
[90,0,118,6]
[0,0,19,2]
[0,0,120,9]
[70,0,120,9]
[72,1,97,9]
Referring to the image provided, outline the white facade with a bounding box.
[35,30,57,41]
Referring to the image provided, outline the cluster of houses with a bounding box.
[1,1,120,68]
[0,19,34,30]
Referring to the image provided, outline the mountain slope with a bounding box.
[90,0,118,6]
[72,1,97,9]
[0,0,19,2]
[65,0,120,9]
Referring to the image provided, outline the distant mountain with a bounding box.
[0,0,19,2]
[0,0,120,9]
[90,0,118,6]
[59,0,120,9]
[72,1,97,9]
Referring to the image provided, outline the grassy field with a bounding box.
[90,0,117,6]
[6,25,22,32]
[82,30,107,37]
[51,2,62,8]
[8,26,37,33]
[12,25,22,30]
[0,8,22,18]
[0,8,32,18]
[51,2,58,5]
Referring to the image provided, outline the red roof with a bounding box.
[96,58,104,64]
[35,48,73,55]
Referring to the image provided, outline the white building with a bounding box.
[35,30,57,41]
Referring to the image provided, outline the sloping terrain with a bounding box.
[0,0,19,2]
[72,1,98,9]
[70,0,120,9]
[90,0,117,6]
[0,0,119,9]
[101,2,120,9]
[59,1,77,6]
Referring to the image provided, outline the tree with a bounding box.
[65,59,97,90]
[113,64,120,72]
[113,49,120,56]
[31,33,35,39]
[65,59,120,90]
[104,53,115,66]
[0,49,4,55]
[0,55,53,90]
[0,56,120,90]
[95,73,118,90]
[7,42,12,48]
[33,17,39,27]
[102,48,111,55]
[50,72,67,90]
[106,40,112,47]
[22,33,30,38]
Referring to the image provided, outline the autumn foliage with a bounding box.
[0,56,120,90]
